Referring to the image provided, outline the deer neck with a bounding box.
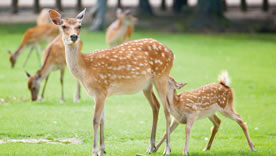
[167,88,178,108]
[64,41,84,79]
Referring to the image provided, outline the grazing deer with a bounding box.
[25,35,82,103]
[49,9,174,156]
[106,9,137,47]
[155,72,255,156]
[37,8,52,26]
[8,23,59,68]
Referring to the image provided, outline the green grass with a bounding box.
[0,24,276,156]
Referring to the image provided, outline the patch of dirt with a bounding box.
[0,137,82,144]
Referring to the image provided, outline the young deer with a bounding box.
[37,8,52,26]
[49,9,174,156]
[8,23,59,68]
[25,35,82,103]
[106,9,137,47]
[155,72,255,156]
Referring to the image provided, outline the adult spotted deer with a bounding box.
[106,9,137,47]
[26,35,82,103]
[155,72,255,156]
[49,9,174,156]
[8,23,59,68]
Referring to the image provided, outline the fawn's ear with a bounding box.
[76,8,86,23]
[49,9,63,25]
[175,82,187,90]
[25,71,31,78]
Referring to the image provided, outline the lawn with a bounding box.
[0,24,275,156]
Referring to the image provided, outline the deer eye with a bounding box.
[77,25,81,29]
[62,25,67,29]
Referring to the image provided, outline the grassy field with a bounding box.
[0,24,275,156]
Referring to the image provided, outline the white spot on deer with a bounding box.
[138,47,142,51]
[147,68,151,73]
[110,58,117,61]
[145,52,149,55]
[153,44,158,50]
[164,48,169,52]
[149,61,153,65]
[133,62,137,64]
[136,67,140,70]
[99,74,105,79]
[139,63,144,66]
[132,48,136,50]
[159,45,162,50]
[148,46,152,51]
[161,53,165,57]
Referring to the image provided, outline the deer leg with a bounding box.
[221,111,255,151]
[60,68,65,104]
[155,118,179,152]
[183,116,196,156]
[35,44,41,67]
[203,114,221,151]
[153,76,171,155]
[38,74,50,101]
[74,81,81,103]
[93,94,106,156]
[143,84,160,153]
[23,46,34,67]
[99,109,106,156]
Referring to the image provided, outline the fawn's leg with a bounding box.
[38,74,50,101]
[203,114,221,151]
[143,84,160,153]
[153,76,171,155]
[155,118,179,152]
[221,111,255,151]
[183,116,196,156]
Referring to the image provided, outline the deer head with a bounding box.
[168,77,187,90]
[48,9,86,45]
[26,72,41,101]
[116,9,138,25]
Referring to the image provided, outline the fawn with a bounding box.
[49,9,174,156]
[155,72,255,155]
[25,35,82,103]
[106,9,137,47]
[9,23,59,68]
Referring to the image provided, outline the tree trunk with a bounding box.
[89,0,107,31]
[262,0,269,12]
[138,0,153,16]
[11,0,18,14]
[34,0,40,14]
[222,0,227,12]
[241,0,247,11]
[56,0,62,11]
[117,0,122,8]
[197,0,223,17]
[160,0,166,11]
[76,0,82,11]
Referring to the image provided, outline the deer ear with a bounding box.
[49,9,63,25]
[25,71,31,78]
[125,9,132,15]
[176,82,187,90]
[76,8,86,23]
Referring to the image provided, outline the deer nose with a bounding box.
[70,35,78,42]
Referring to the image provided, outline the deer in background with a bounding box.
[25,35,82,103]
[49,9,174,156]
[9,23,59,68]
[155,72,255,156]
[106,9,137,47]
[37,8,52,26]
